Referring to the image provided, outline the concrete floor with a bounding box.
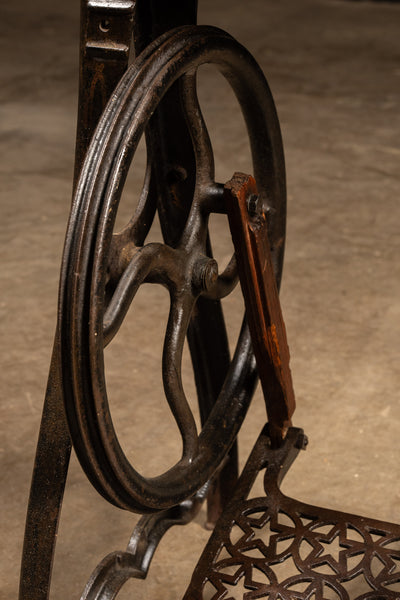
[1,0,400,598]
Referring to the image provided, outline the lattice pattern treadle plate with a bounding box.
[184,428,400,600]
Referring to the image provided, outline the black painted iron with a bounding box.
[59,23,286,515]
[19,1,286,597]
[19,1,400,599]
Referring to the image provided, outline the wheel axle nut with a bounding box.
[193,257,218,292]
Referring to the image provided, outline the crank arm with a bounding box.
[224,173,296,445]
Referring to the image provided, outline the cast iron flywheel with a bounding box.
[59,24,286,513]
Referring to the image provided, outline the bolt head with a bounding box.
[295,433,309,451]
[247,193,262,216]
[193,257,219,293]
[202,259,218,291]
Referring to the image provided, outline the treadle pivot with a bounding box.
[184,426,400,600]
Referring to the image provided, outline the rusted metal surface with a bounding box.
[132,0,234,526]
[18,341,71,600]
[19,1,400,598]
[59,24,286,514]
[184,426,400,600]
[224,173,295,445]
[19,1,287,597]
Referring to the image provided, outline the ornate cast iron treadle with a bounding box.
[18,1,399,599]
[184,426,400,600]
[188,175,400,600]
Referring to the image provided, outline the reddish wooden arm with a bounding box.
[224,173,295,445]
